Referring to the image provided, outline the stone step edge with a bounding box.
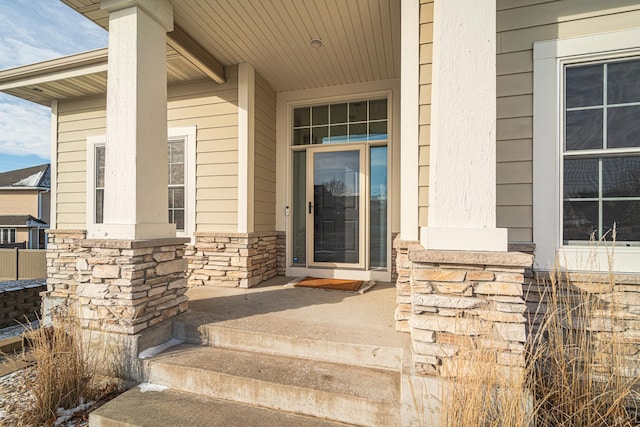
[173,321,405,371]
[145,359,400,427]
[89,386,350,427]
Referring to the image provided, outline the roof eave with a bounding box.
[0,49,109,105]
[0,186,50,190]
[0,48,108,88]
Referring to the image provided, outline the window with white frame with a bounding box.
[86,127,196,236]
[95,145,105,224]
[0,228,16,244]
[168,138,185,231]
[292,98,388,145]
[533,28,640,272]
[562,59,640,245]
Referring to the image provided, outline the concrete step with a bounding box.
[143,343,401,426]
[173,320,404,371]
[89,386,350,427]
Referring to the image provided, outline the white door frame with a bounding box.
[278,82,399,282]
[307,144,367,269]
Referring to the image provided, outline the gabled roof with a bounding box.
[0,164,50,189]
[0,215,48,227]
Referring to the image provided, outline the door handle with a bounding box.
[308,201,313,214]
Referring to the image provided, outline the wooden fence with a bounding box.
[0,248,47,281]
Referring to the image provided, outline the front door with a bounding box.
[308,145,365,268]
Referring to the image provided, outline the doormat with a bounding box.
[284,277,376,294]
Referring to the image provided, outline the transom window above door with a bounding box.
[293,98,388,145]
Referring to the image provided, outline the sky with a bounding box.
[0,0,107,173]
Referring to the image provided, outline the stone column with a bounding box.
[43,1,188,379]
[422,0,507,252]
[91,0,175,240]
[406,247,533,377]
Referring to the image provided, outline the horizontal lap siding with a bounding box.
[496,0,640,242]
[169,66,239,232]
[253,72,277,232]
[54,67,240,232]
[418,0,433,227]
[56,96,106,229]
[0,191,39,217]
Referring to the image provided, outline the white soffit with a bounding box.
[62,0,401,92]
[0,46,207,106]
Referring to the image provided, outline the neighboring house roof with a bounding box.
[0,164,50,189]
[0,215,48,227]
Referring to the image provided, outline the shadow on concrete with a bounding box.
[179,277,404,347]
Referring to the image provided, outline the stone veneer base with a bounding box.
[45,230,190,335]
[394,238,534,378]
[44,230,191,378]
[185,231,280,288]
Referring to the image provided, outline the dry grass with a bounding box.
[19,310,123,425]
[441,245,638,426]
[441,338,533,427]
[529,270,639,426]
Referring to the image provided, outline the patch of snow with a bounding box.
[0,320,38,340]
[138,383,169,393]
[138,338,183,359]
[0,279,46,292]
[283,277,304,287]
[54,400,94,426]
[13,170,44,187]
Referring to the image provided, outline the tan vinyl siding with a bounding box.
[169,66,239,232]
[418,0,433,227]
[0,190,40,218]
[496,0,640,242]
[253,72,276,232]
[56,96,106,229]
[15,229,29,245]
[54,66,240,232]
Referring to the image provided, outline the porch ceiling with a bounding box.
[62,0,401,92]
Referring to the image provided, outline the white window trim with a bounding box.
[86,134,105,233]
[533,28,640,273]
[86,126,196,241]
[0,228,16,244]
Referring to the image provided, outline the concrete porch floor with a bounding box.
[180,276,409,350]
[91,277,419,426]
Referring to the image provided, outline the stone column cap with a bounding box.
[393,239,421,249]
[79,237,190,249]
[47,229,87,235]
[409,247,533,267]
[194,231,279,238]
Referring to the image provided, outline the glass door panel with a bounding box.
[370,146,388,268]
[292,151,306,265]
[310,148,364,267]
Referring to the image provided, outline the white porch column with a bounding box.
[399,0,420,242]
[422,0,507,252]
[237,63,255,233]
[90,0,175,240]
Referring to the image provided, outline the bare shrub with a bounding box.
[20,309,123,425]
[530,270,639,426]
[442,335,532,427]
[441,232,638,426]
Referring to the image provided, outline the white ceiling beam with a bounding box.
[167,24,225,84]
